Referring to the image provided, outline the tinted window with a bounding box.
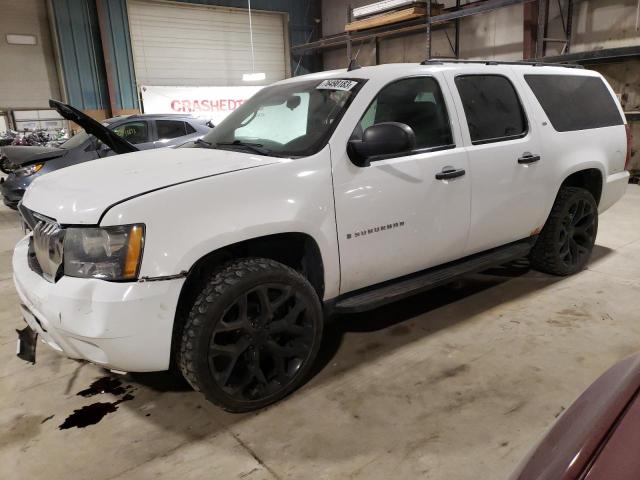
[157,120,187,139]
[455,75,527,144]
[185,122,196,134]
[60,131,91,150]
[354,77,453,150]
[525,75,623,132]
[112,121,148,144]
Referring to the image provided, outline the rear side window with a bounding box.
[156,120,188,140]
[524,75,623,132]
[455,75,527,145]
[185,122,196,134]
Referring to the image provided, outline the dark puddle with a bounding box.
[77,376,128,397]
[58,376,136,430]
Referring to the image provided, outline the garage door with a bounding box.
[127,0,288,87]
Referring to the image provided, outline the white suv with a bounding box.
[13,61,631,411]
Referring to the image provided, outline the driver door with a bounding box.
[332,75,471,293]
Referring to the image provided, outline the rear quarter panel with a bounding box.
[513,69,627,226]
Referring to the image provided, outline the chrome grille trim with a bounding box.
[18,203,56,232]
[32,219,65,283]
[18,205,64,282]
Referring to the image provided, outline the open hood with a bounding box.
[49,99,138,155]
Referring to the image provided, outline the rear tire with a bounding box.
[178,258,323,412]
[530,187,598,276]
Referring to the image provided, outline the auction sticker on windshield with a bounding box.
[316,79,358,91]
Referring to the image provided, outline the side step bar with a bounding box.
[330,238,535,314]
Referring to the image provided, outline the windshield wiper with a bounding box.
[193,138,214,148]
[215,140,275,157]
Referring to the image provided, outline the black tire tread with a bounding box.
[178,257,317,410]
[530,186,597,276]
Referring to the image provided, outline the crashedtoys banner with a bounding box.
[140,85,263,124]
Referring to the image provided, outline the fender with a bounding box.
[100,147,342,300]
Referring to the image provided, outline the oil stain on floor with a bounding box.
[58,376,136,430]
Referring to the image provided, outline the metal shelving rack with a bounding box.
[293,0,540,61]
[291,0,639,65]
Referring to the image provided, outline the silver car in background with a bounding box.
[0,100,213,209]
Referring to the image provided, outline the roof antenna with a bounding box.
[347,58,361,71]
[347,42,362,71]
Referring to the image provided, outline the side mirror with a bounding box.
[347,122,416,167]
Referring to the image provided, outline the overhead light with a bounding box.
[6,34,37,45]
[242,72,265,82]
[242,0,265,82]
[353,0,423,19]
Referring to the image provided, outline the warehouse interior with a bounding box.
[1,0,640,479]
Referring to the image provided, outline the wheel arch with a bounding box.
[170,232,326,366]
[559,167,604,205]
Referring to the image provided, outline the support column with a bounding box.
[536,0,548,59]
[95,0,116,117]
[523,1,538,60]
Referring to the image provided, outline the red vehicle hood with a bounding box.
[510,354,640,480]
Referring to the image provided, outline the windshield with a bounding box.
[59,130,91,150]
[195,78,364,157]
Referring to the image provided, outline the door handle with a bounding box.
[518,152,541,164]
[435,167,466,180]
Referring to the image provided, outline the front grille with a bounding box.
[18,203,36,231]
[19,206,63,282]
[33,220,65,283]
[27,238,43,276]
[18,204,55,232]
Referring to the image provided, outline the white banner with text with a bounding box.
[140,85,263,125]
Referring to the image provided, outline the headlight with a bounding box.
[15,163,44,177]
[63,224,145,281]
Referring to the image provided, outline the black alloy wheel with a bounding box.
[209,283,316,402]
[530,186,598,276]
[557,196,597,269]
[179,258,323,412]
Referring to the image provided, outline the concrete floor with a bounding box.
[1,186,639,480]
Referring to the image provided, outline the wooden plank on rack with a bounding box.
[345,5,442,32]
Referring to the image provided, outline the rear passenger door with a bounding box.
[444,70,547,255]
[153,119,194,147]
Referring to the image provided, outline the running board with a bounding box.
[330,239,535,313]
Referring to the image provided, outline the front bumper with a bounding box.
[12,236,185,372]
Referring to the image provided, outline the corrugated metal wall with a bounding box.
[50,0,320,116]
[50,0,110,117]
[96,0,139,113]
[173,1,319,61]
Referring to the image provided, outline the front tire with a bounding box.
[530,186,598,276]
[178,258,323,412]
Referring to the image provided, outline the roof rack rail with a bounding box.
[419,59,584,69]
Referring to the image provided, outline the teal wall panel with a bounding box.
[51,0,109,111]
[96,0,138,110]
